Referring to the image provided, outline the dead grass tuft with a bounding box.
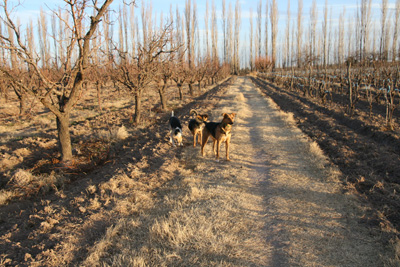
[95,125,129,141]
[0,189,17,205]
[10,169,34,186]
[1,169,66,203]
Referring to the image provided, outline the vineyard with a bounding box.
[252,64,400,239]
[263,61,400,130]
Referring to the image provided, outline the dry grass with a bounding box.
[82,149,270,266]
[0,169,66,205]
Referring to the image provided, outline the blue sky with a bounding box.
[6,0,398,66]
[11,0,395,44]
[12,0,395,26]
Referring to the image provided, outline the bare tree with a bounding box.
[296,0,303,67]
[172,7,187,100]
[380,0,388,61]
[337,7,345,65]
[322,0,328,67]
[0,0,114,162]
[393,0,400,61]
[51,12,58,68]
[38,8,49,69]
[185,0,198,96]
[249,8,254,70]
[358,0,372,61]
[204,0,210,59]
[265,0,269,58]
[113,6,174,125]
[256,0,262,58]
[285,0,291,68]
[113,22,175,124]
[270,0,278,68]
[347,13,354,58]
[222,0,227,62]
[233,0,241,74]
[211,0,218,62]
[309,0,317,66]
[155,58,174,110]
[227,2,233,67]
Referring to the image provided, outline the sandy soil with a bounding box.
[0,76,395,266]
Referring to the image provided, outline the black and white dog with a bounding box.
[168,111,183,146]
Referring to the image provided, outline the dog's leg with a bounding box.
[193,131,197,147]
[225,138,230,161]
[201,131,210,156]
[170,132,176,147]
[213,140,218,156]
[215,140,222,161]
[197,131,202,146]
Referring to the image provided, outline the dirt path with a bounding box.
[179,76,390,266]
[89,76,392,266]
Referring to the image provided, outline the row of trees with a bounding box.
[247,0,400,71]
[0,0,230,162]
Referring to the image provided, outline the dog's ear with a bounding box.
[231,113,236,118]
[222,113,227,117]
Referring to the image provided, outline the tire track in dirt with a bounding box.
[193,76,391,266]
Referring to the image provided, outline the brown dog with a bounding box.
[188,109,209,147]
[201,113,236,161]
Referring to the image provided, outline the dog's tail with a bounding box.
[171,110,174,117]
[190,109,197,117]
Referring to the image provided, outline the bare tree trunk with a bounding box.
[249,8,253,70]
[270,0,278,68]
[322,0,328,67]
[309,0,317,66]
[38,8,49,69]
[158,81,168,110]
[256,0,262,58]
[347,61,355,117]
[296,0,302,67]
[56,113,73,161]
[211,0,218,61]
[380,0,388,61]
[234,0,241,74]
[285,0,291,68]
[222,0,227,62]
[337,8,345,65]
[392,0,400,61]
[177,83,184,100]
[134,90,143,125]
[227,3,233,68]
[265,0,269,59]
[188,82,194,96]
